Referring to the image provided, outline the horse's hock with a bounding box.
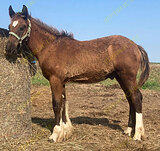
[0,36,32,142]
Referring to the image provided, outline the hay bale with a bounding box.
[0,28,9,37]
[0,36,32,142]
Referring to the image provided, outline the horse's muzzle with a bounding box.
[6,41,20,56]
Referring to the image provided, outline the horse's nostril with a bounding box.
[5,42,16,55]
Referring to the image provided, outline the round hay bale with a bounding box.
[0,28,9,37]
[0,37,32,142]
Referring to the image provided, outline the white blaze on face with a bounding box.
[12,20,19,27]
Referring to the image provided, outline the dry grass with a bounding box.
[0,37,32,144]
[1,83,159,151]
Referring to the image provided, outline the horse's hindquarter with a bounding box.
[107,36,141,75]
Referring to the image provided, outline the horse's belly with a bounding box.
[65,54,114,83]
[67,70,113,83]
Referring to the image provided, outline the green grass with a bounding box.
[142,81,160,90]
[141,64,160,90]
[31,72,49,86]
[32,64,160,90]
[100,79,118,87]
[100,79,160,91]
[101,64,160,91]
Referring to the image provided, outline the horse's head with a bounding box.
[6,5,31,56]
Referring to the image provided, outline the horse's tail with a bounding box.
[137,45,150,87]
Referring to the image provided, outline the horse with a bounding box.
[0,27,37,76]
[6,5,149,142]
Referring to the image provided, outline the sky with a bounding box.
[0,0,160,62]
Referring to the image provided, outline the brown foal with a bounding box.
[6,5,149,142]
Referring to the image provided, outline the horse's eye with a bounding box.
[19,25,26,31]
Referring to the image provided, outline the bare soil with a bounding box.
[1,83,160,151]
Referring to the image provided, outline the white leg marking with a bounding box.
[12,20,19,27]
[124,127,132,136]
[49,119,64,142]
[49,101,73,142]
[62,94,65,99]
[63,101,73,140]
[63,121,72,139]
[65,101,72,127]
[134,112,145,140]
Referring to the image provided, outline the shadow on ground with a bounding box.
[32,116,123,133]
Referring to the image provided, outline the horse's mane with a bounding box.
[13,13,74,39]
[32,18,74,39]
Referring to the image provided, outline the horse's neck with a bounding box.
[28,19,55,60]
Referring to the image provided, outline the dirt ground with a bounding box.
[1,82,159,151]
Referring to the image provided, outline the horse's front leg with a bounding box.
[49,76,63,142]
[49,76,72,142]
[62,84,73,140]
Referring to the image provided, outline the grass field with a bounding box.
[101,63,160,90]
[32,63,160,90]
[3,64,160,150]
[141,63,160,90]
[32,72,49,86]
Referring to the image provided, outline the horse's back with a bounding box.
[65,35,140,71]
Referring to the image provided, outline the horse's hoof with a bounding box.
[133,136,142,141]
[49,122,73,142]
[124,127,132,136]
[48,139,55,143]
[133,133,145,141]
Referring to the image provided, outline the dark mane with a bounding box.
[32,18,74,39]
[13,13,74,39]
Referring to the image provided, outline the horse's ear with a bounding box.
[21,5,29,20]
[9,5,15,18]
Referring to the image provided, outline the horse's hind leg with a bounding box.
[116,75,135,136]
[133,89,145,140]
[124,96,135,137]
[115,73,145,140]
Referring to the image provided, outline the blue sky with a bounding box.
[0,0,160,62]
